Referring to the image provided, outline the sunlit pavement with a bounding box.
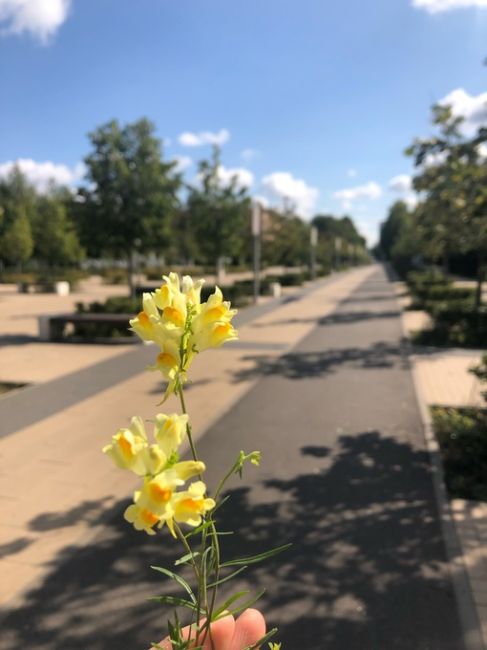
[0,265,482,650]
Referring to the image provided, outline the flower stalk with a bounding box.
[102,272,284,649]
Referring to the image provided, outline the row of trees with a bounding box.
[0,118,368,291]
[378,104,487,308]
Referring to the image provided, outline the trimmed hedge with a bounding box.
[432,406,487,502]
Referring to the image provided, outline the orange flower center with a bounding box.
[157,352,177,369]
[164,306,185,327]
[138,311,151,329]
[118,435,134,459]
[149,484,172,504]
[140,509,159,526]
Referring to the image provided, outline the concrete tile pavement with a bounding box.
[396,280,487,650]
[0,267,375,610]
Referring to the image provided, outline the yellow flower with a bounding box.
[166,481,215,537]
[148,339,180,378]
[124,501,160,536]
[194,286,237,328]
[192,320,238,352]
[154,413,188,456]
[136,469,184,517]
[140,444,167,475]
[182,275,205,307]
[173,460,206,481]
[102,416,148,476]
[129,293,160,342]
[162,291,187,329]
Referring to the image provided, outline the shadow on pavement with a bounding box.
[232,341,409,383]
[0,432,467,650]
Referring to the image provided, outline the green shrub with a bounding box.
[432,406,487,501]
[413,305,487,348]
[73,296,141,338]
[471,354,487,404]
[100,268,128,285]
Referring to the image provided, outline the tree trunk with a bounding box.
[127,249,135,299]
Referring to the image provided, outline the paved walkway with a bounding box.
[0,266,479,649]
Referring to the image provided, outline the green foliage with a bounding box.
[79,118,180,293]
[263,211,309,267]
[379,201,420,277]
[187,147,250,268]
[432,406,487,501]
[413,305,487,348]
[33,195,84,266]
[73,296,140,338]
[1,208,33,265]
[471,354,487,404]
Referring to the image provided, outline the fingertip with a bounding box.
[231,608,266,648]
[203,613,236,650]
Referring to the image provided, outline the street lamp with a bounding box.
[310,225,318,280]
[251,201,261,304]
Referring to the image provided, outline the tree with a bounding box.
[379,201,411,261]
[407,104,487,308]
[187,146,251,271]
[262,209,309,267]
[0,167,37,269]
[80,118,180,295]
[32,194,84,266]
[1,209,33,267]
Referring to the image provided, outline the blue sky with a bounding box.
[0,0,486,244]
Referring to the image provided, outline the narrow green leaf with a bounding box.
[212,590,249,619]
[227,589,266,618]
[175,551,201,566]
[242,628,278,650]
[150,565,197,603]
[221,543,292,568]
[207,565,248,589]
[148,595,198,611]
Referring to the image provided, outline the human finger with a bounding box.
[229,609,266,649]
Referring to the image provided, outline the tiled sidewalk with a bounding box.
[398,288,487,650]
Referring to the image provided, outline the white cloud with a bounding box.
[423,150,448,167]
[347,168,357,178]
[478,143,487,158]
[178,129,230,147]
[241,148,260,162]
[0,0,70,43]
[0,158,83,192]
[389,174,412,193]
[172,155,193,173]
[216,165,254,190]
[413,0,487,12]
[333,181,382,210]
[439,88,487,135]
[261,171,319,218]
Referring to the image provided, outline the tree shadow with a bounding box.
[0,432,468,650]
[0,537,33,559]
[231,342,409,384]
[249,309,400,330]
[28,497,114,532]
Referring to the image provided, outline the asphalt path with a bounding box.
[0,266,465,650]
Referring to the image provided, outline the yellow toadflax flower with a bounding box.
[166,481,216,537]
[102,416,148,476]
[154,413,188,457]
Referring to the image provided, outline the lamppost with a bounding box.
[251,201,261,304]
[310,225,318,280]
[335,237,342,270]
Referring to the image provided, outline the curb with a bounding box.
[392,269,485,650]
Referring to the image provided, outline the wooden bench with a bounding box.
[38,313,137,343]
